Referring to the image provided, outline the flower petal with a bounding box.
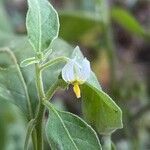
[62,56,91,85]
[79,58,91,81]
[62,60,75,82]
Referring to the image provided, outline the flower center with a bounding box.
[73,82,81,98]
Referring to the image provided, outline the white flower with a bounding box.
[62,57,91,98]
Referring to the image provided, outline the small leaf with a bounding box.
[26,0,59,52]
[112,7,145,37]
[24,119,36,150]
[43,101,102,150]
[20,57,39,67]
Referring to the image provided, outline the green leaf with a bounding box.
[82,85,123,134]
[20,57,40,67]
[59,11,101,42]
[24,119,36,150]
[0,110,6,150]
[71,47,123,134]
[0,48,33,119]
[43,101,102,150]
[111,7,145,37]
[0,101,26,150]
[26,0,59,52]
[0,36,39,118]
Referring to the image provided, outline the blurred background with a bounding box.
[0,0,149,149]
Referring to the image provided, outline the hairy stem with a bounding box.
[34,62,67,150]
[31,130,37,150]
[40,56,69,71]
[35,63,45,150]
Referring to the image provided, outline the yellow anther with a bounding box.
[73,83,81,98]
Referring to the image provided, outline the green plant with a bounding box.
[0,0,123,149]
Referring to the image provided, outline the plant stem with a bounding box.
[34,63,66,150]
[31,130,37,150]
[35,63,45,150]
[40,56,69,71]
[102,135,112,150]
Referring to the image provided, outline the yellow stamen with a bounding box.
[73,83,81,98]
